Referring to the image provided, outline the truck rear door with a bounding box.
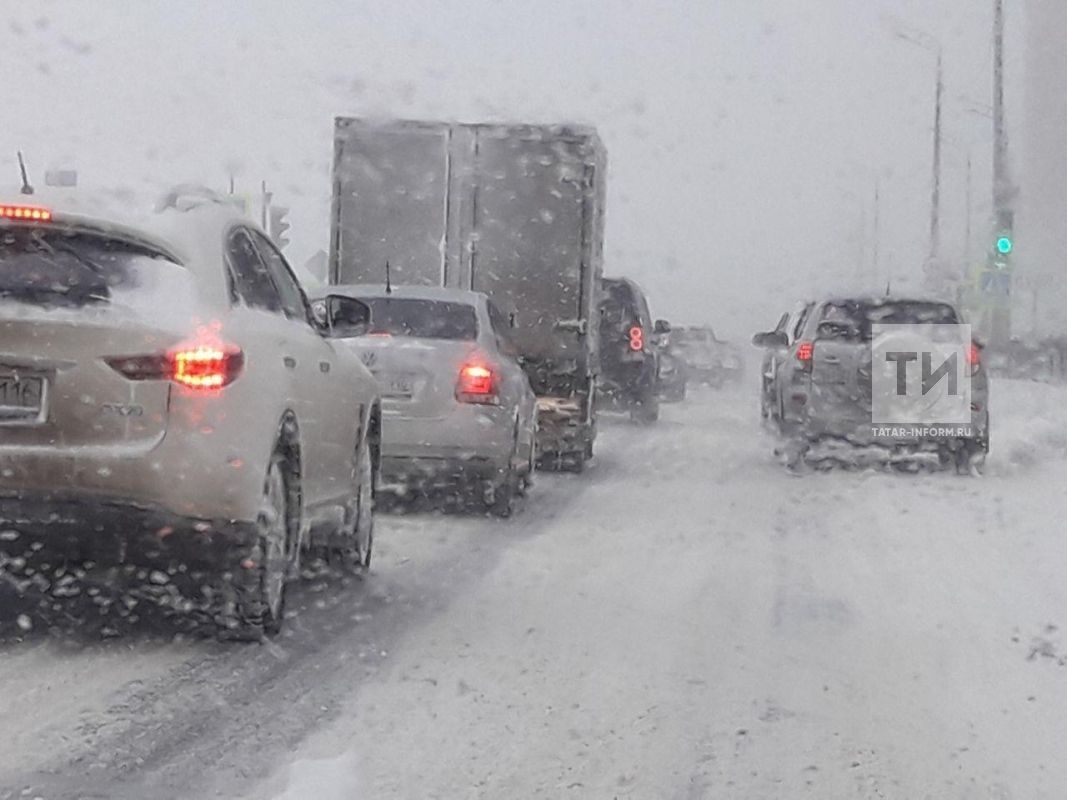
[468,130,588,365]
[331,119,451,286]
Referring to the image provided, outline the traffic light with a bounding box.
[991,208,1014,270]
[269,206,291,250]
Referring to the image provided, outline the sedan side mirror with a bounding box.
[752,330,788,348]
[315,295,371,338]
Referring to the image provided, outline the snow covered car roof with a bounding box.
[0,187,178,259]
[1,185,259,312]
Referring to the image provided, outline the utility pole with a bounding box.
[931,48,944,265]
[261,180,271,230]
[964,151,973,268]
[990,0,1013,345]
[992,0,1010,216]
[894,27,945,290]
[872,180,881,283]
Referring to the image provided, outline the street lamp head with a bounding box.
[892,27,942,56]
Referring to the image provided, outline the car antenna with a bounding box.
[17,151,34,195]
[385,259,392,295]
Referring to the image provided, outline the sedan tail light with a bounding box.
[456,363,498,405]
[107,345,244,390]
[795,341,814,362]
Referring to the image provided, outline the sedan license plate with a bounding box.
[377,372,415,399]
[0,372,46,423]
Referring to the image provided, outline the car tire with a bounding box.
[631,390,660,424]
[223,452,295,640]
[488,469,519,517]
[336,436,375,570]
[488,427,523,517]
[519,430,537,497]
[955,443,987,476]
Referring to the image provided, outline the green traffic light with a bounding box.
[996,236,1013,255]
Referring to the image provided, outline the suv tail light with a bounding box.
[966,341,982,375]
[171,347,244,389]
[0,204,53,222]
[107,345,244,390]
[457,363,498,405]
[628,325,645,352]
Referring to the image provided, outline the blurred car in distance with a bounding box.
[673,325,743,387]
[653,319,688,402]
[597,277,660,423]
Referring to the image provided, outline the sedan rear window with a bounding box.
[0,227,181,309]
[362,297,478,340]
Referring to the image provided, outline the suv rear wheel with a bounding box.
[219,452,295,640]
[631,389,660,424]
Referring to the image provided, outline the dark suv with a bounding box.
[597,277,660,423]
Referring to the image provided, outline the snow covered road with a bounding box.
[3,380,1067,799]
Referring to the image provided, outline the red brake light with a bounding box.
[796,341,814,362]
[967,342,981,367]
[107,345,244,390]
[171,346,243,389]
[628,325,644,352]
[457,363,497,404]
[0,204,52,222]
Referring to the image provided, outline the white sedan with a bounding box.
[316,285,538,516]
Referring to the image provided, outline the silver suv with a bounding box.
[754,296,990,472]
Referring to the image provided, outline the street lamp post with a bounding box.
[931,48,944,264]
[894,29,945,288]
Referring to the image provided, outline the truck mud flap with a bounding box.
[534,396,594,473]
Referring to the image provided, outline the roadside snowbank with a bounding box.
[987,379,1067,473]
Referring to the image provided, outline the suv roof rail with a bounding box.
[155,184,241,214]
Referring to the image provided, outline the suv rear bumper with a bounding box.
[790,414,990,449]
[598,359,657,405]
[0,490,258,569]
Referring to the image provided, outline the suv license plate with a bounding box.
[0,373,47,423]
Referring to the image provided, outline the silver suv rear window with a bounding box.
[0,227,181,309]
[817,301,959,340]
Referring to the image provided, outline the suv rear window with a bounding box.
[817,301,959,340]
[601,282,638,327]
[0,227,182,309]
[362,297,478,340]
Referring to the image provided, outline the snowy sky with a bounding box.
[0,0,1024,336]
